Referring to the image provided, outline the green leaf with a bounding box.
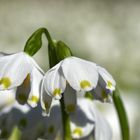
[55,41,72,62]
[113,89,130,140]
[8,126,21,140]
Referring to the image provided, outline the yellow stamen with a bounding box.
[80,80,91,89]
[66,104,76,113]
[53,88,61,97]
[48,125,54,134]
[0,77,11,89]
[73,127,83,137]
[30,95,39,103]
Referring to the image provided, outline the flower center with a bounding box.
[80,80,91,89]
[0,77,11,89]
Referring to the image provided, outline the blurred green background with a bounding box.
[0,0,139,139]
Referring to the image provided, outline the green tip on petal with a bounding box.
[53,88,61,97]
[85,92,94,100]
[73,127,83,137]
[0,77,11,89]
[80,80,91,90]
[30,95,39,103]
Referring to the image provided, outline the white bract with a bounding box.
[41,56,116,114]
[0,52,44,107]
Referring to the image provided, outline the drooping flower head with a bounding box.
[41,56,116,114]
[0,52,44,107]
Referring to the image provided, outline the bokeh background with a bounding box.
[0,0,140,139]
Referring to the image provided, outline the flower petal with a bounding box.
[0,52,32,90]
[40,79,53,116]
[43,62,66,99]
[27,67,44,107]
[98,66,116,92]
[94,110,112,140]
[16,74,31,105]
[64,85,77,113]
[70,98,95,139]
[61,57,98,92]
[92,85,112,103]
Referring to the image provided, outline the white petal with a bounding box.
[94,110,112,140]
[0,52,32,90]
[27,67,44,107]
[16,74,31,105]
[70,98,95,139]
[98,66,116,91]
[92,85,112,103]
[64,85,77,113]
[40,79,53,116]
[43,62,66,99]
[0,89,15,107]
[61,57,98,92]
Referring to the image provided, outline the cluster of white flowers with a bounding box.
[0,51,116,140]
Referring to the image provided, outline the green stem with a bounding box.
[113,88,130,140]
[48,40,72,140]
[60,95,72,140]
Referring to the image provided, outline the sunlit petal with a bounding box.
[61,57,98,92]
[28,67,44,107]
[98,66,116,91]
[43,62,66,99]
[94,110,112,140]
[0,52,32,90]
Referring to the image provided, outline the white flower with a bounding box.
[41,56,116,114]
[0,100,61,140]
[0,52,44,107]
[70,98,112,140]
[0,98,112,140]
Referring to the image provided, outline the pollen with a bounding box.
[66,104,76,113]
[107,81,112,89]
[73,127,83,137]
[0,77,11,89]
[23,74,30,87]
[30,95,39,103]
[53,88,61,96]
[80,80,91,89]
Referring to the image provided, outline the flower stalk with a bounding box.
[113,88,130,140]
[24,28,72,140]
